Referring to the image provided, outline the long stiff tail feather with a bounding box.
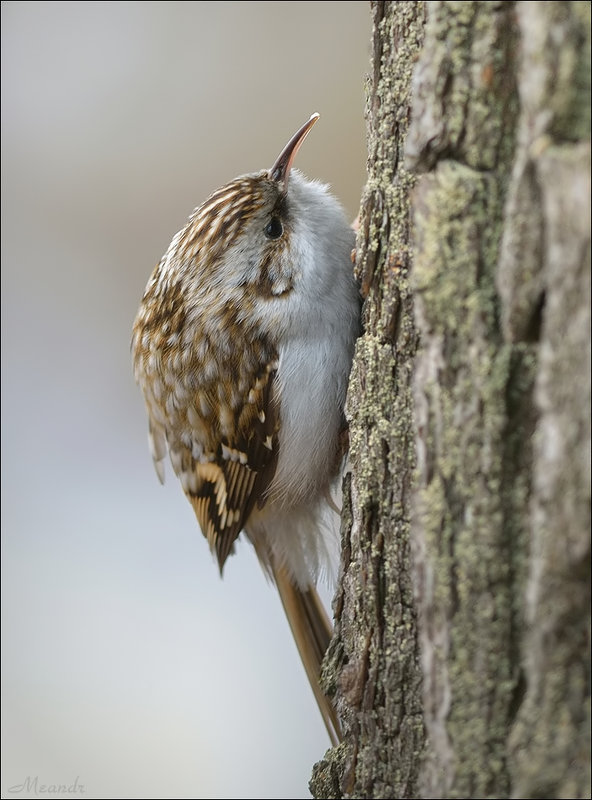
[272,564,341,746]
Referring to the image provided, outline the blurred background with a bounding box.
[1,2,369,798]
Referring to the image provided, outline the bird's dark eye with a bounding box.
[265,217,283,239]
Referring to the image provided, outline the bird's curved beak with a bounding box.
[269,113,320,189]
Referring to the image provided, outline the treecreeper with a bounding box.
[132,113,361,744]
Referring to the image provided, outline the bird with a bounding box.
[131,113,361,744]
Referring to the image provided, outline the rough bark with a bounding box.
[311,3,426,798]
[408,3,522,797]
[499,5,591,798]
[310,2,590,800]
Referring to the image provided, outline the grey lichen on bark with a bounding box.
[408,3,522,797]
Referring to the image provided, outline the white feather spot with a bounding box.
[219,405,234,437]
[187,405,201,428]
[198,394,212,417]
[169,449,182,475]
[165,394,177,417]
[147,353,158,374]
[192,440,203,460]
[152,379,163,402]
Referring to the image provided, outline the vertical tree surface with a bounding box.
[310,3,590,799]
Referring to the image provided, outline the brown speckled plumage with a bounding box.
[132,114,361,745]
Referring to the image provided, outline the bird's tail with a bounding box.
[272,563,342,746]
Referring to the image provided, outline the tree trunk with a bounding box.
[310,2,590,799]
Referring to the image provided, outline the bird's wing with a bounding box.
[183,357,279,571]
